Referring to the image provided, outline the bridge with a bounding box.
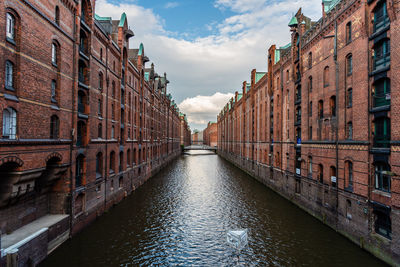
[183,145,217,152]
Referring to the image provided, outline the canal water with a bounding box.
[41,151,384,266]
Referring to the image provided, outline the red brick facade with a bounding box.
[0,0,190,265]
[203,122,217,147]
[218,0,400,264]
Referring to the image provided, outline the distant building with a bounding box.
[203,122,217,147]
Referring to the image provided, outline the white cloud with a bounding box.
[178,92,234,130]
[164,2,180,9]
[96,0,323,129]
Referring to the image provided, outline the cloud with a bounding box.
[178,92,234,130]
[164,2,180,9]
[96,0,323,129]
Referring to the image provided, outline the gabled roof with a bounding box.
[119,12,127,27]
[288,16,298,27]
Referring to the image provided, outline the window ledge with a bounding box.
[51,105,60,111]
[4,93,19,102]
[5,85,15,92]
[372,189,391,198]
[52,62,58,68]
[6,37,16,46]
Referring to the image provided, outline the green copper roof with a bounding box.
[246,83,251,93]
[274,49,281,64]
[138,43,144,56]
[118,13,127,27]
[280,42,291,50]
[237,93,243,101]
[323,0,341,13]
[288,16,298,27]
[95,14,111,21]
[255,72,266,83]
[144,72,149,81]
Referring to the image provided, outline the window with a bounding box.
[308,52,312,69]
[119,151,123,172]
[51,80,57,102]
[330,166,337,187]
[373,78,390,107]
[309,101,312,116]
[330,96,336,117]
[374,209,391,239]
[5,61,14,89]
[100,48,103,61]
[111,125,115,139]
[127,149,131,167]
[374,1,389,33]
[6,13,15,41]
[78,91,86,114]
[346,161,353,190]
[308,156,313,177]
[55,6,60,26]
[373,39,390,70]
[2,107,17,139]
[347,88,353,107]
[308,76,312,92]
[286,69,289,82]
[52,43,58,66]
[98,72,103,90]
[375,162,391,193]
[323,66,329,87]
[76,121,86,146]
[98,98,102,116]
[75,155,85,187]
[347,122,353,140]
[111,104,115,120]
[98,123,102,138]
[110,151,115,173]
[112,81,115,97]
[318,100,324,119]
[318,164,323,183]
[374,117,390,148]
[96,153,103,178]
[347,54,352,75]
[309,126,312,140]
[346,22,352,43]
[50,115,59,139]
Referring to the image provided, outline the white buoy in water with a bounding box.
[227,229,248,251]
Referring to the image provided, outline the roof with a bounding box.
[138,43,144,56]
[95,14,111,21]
[255,72,266,83]
[119,13,127,27]
[246,83,251,93]
[323,0,341,13]
[144,71,150,81]
[288,16,298,27]
[274,49,281,64]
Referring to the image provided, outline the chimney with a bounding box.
[322,1,326,18]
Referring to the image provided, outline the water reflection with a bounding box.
[41,151,384,266]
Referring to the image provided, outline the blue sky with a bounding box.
[97,0,323,130]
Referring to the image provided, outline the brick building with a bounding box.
[0,0,190,265]
[203,122,218,147]
[180,113,191,146]
[218,0,400,264]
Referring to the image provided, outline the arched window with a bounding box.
[318,100,324,119]
[347,88,353,107]
[55,6,60,26]
[318,164,324,183]
[330,95,336,117]
[373,38,390,70]
[347,122,353,140]
[330,166,337,187]
[50,115,59,139]
[51,42,58,66]
[323,66,329,87]
[51,80,57,103]
[373,78,390,107]
[375,162,391,192]
[345,161,353,190]
[346,22,352,43]
[347,54,352,75]
[308,76,312,93]
[6,12,15,41]
[75,155,85,187]
[308,156,313,177]
[5,60,14,90]
[2,107,17,139]
[119,151,124,172]
[96,152,103,178]
[374,1,389,33]
[98,72,103,90]
[110,151,115,173]
[111,104,115,120]
[308,52,312,69]
[286,69,289,82]
[98,123,102,138]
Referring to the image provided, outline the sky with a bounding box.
[97,0,323,131]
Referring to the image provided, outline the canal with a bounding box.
[41,151,384,266]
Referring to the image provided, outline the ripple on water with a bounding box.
[41,152,385,266]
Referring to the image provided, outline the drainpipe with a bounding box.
[104,44,109,211]
[280,64,284,173]
[334,19,340,229]
[69,8,77,238]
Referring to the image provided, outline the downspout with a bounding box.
[334,19,340,229]
[69,8,77,238]
[280,65,284,173]
[104,43,109,211]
